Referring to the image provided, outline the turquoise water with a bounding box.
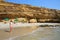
[7,27,60,40]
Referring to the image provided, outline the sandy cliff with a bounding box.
[0,0,60,23]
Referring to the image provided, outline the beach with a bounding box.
[12,27,60,40]
[0,25,60,40]
[0,26,38,40]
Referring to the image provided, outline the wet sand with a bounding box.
[0,26,60,40]
[0,26,38,40]
[13,27,60,40]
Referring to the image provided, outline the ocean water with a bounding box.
[7,27,60,40]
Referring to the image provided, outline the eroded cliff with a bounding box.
[0,0,60,23]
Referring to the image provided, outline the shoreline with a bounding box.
[0,26,38,40]
[0,22,60,29]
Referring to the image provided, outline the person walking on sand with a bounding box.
[9,20,13,32]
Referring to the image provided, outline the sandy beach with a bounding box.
[0,26,38,40]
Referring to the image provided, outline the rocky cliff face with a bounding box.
[0,0,60,23]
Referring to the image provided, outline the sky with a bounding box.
[5,0,60,10]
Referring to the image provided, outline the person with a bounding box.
[9,20,13,32]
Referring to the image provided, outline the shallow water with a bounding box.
[7,27,60,40]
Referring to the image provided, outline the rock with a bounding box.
[29,19,37,23]
[18,18,28,23]
[0,0,60,23]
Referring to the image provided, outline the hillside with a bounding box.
[0,0,60,23]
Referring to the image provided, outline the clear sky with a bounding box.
[5,0,60,10]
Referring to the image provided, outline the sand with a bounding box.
[0,26,38,40]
